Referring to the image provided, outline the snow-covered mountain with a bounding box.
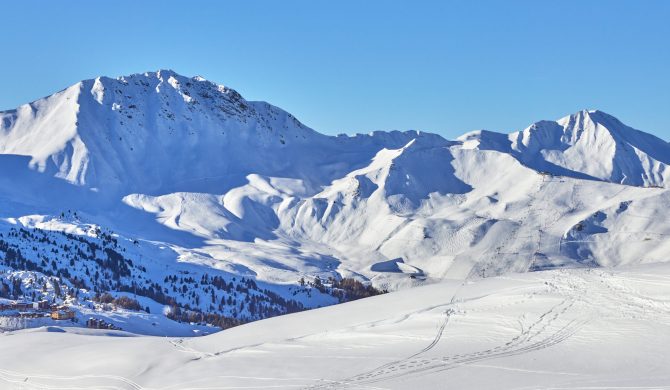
[0,70,434,199]
[460,109,670,186]
[1,70,670,335]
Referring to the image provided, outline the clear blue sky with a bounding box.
[1,0,668,139]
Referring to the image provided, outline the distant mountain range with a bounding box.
[1,70,669,334]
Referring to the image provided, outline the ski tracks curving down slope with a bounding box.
[1,264,669,389]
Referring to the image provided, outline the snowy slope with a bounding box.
[462,110,670,186]
[1,264,668,389]
[0,70,433,198]
[3,70,670,335]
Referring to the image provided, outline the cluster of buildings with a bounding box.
[86,317,121,330]
[0,300,75,321]
[50,306,76,320]
[0,300,122,331]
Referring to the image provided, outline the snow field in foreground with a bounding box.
[0,263,668,389]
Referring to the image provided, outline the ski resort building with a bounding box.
[50,307,75,320]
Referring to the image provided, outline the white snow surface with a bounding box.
[1,264,669,389]
[1,73,668,287]
[1,70,670,320]
[2,70,670,386]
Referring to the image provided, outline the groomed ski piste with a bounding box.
[1,263,669,389]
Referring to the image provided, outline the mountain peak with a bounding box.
[557,109,624,131]
[510,109,670,186]
[455,109,670,186]
[0,70,323,193]
[95,70,243,103]
[2,70,668,192]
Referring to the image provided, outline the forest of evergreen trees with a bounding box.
[0,224,386,331]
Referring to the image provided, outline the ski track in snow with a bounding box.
[2,72,670,388]
[309,298,584,389]
[1,265,670,389]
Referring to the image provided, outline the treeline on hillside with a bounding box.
[300,276,388,303]
[330,277,388,301]
[0,226,308,325]
[93,293,144,312]
[166,305,245,330]
[1,225,386,330]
